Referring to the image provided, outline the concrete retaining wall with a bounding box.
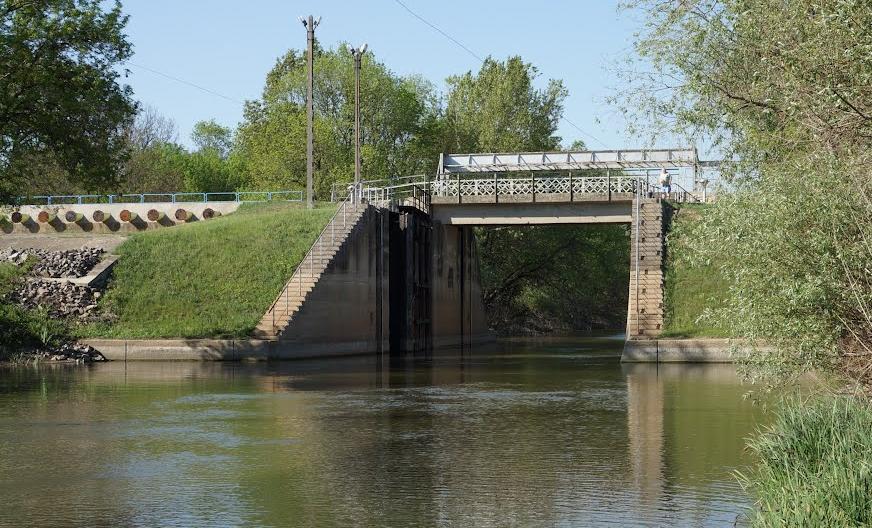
[80,339,377,361]
[430,222,492,348]
[622,339,740,363]
[83,206,493,361]
[276,206,392,355]
[1,202,240,235]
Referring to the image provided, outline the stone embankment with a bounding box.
[2,246,110,362]
[2,247,110,321]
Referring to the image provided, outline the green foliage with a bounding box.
[444,56,567,152]
[79,203,336,338]
[122,142,187,193]
[191,119,233,158]
[0,0,136,199]
[738,397,872,527]
[621,0,872,380]
[478,225,630,334]
[661,204,730,338]
[182,149,244,193]
[235,45,440,195]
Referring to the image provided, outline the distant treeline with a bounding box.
[3,2,572,200]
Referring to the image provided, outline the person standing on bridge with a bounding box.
[659,169,672,198]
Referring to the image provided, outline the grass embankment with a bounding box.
[661,203,731,338]
[0,261,66,360]
[740,397,872,527]
[79,203,336,339]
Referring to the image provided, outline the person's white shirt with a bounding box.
[658,169,671,187]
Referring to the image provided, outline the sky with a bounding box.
[121,0,647,151]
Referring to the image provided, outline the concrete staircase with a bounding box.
[253,201,368,340]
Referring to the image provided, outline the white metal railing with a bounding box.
[361,182,431,213]
[429,174,643,198]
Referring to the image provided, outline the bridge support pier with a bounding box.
[626,199,671,339]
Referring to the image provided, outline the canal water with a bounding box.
[0,338,767,527]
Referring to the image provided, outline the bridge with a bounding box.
[6,147,710,361]
[340,148,705,343]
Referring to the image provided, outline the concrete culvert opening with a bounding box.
[175,208,193,222]
[64,211,84,223]
[147,209,165,222]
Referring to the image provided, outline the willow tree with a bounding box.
[617,0,872,379]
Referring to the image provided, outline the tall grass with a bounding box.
[738,397,872,527]
[79,203,336,339]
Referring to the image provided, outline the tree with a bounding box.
[0,0,136,198]
[235,45,440,194]
[618,0,872,379]
[444,56,567,152]
[192,120,232,158]
[122,106,185,193]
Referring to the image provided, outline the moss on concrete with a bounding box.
[78,203,336,339]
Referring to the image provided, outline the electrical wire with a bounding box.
[391,0,608,148]
[127,62,244,104]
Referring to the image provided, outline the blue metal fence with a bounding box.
[15,190,305,206]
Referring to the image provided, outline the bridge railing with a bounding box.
[14,190,305,206]
[429,174,644,198]
[361,182,431,214]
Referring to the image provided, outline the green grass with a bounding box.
[738,397,872,527]
[78,202,336,339]
[661,204,732,338]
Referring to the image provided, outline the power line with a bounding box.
[390,0,608,148]
[127,62,244,104]
[562,117,608,149]
[392,0,484,62]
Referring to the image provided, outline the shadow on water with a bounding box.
[0,336,767,528]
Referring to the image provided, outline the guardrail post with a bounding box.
[532,172,536,203]
[607,170,611,201]
[569,171,574,201]
[456,173,461,205]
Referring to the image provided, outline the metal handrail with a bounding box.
[15,189,305,206]
[265,186,361,332]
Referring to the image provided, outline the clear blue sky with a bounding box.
[122,0,647,150]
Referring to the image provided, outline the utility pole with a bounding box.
[300,15,320,209]
[349,43,368,185]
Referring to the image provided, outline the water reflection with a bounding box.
[0,339,766,527]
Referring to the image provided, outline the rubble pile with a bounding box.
[8,280,103,321]
[0,247,104,278]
